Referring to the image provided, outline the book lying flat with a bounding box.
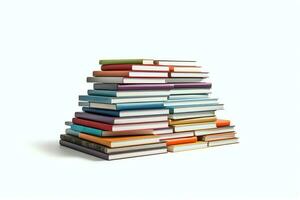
[75,112,168,124]
[61,134,166,154]
[216,119,231,127]
[66,126,154,137]
[173,82,212,88]
[169,104,224,114]
[194,126,235,136]
[100,59,154,65]
[208,138,239,147]
[164,98,218,107]
[167,141,208,152]
[166,78,204,83]
[154,60,197,66]
[157,131,194,140]
[163,136,197,146]
[199,132,236,142]
[87,89,171,97]
[101,64,169,72]
[169,111,215,120]
[168,94,209,99]
[87,77,166,84]
[169,116,217,125]
[83,107,169,117]
[152,128,173,135]
[172,122,216,132]
[79,134,160,148]
[79,95,168,104]
[169,72,209,78]
[170,88,211,95]
[79,101,165,110]
[72,117,169,131]
[60,140,167,160]
[169,66,203,72]
[93,71,168,78]
[93,83,174,91]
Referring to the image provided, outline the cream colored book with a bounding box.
[167,141,208,152]
[208,138,239,147]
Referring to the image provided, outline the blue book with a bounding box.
[79,95,114,104]
[88,90,117,97]
[82,107,122,117]
[70,124,103,136]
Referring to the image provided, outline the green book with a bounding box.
[99,59,154,65]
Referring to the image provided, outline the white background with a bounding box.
[0,0,299,200]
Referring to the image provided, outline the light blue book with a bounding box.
[70,124,103,136]
[79,95,113,104]
[88,89,117,97]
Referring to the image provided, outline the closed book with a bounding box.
[194,126,235,136]
[79,101,165,110]
[169,111,215,120]
[79,95,168,104]
[173,82,212,89]
[79,134,160,148]
[167,141,208,152]
[75,112,168,124]
[208,138,239,147]
[93,71,168,78]
[157,131,194,140]
[169,66,203,72]
[216,119,231,127]
[93,83,174,91]
[169,116,217,125]
[60,140,167,160]
[169,72,209,78]
[87,89,170,97]
[152,128,173,135]
[72,117,169,131]
[170,88,211,95]
[66,127,154,137]
[154,60,197,66]
[61,134,166,154]
[163,136,197,146]
[169,104,224,114]
[172,122,216,132]
[99,59,154,65]
[168,94,209,99]
[87,77,166,84]
[199,132,236,142]
[82,107,169,117]
[101,64,169,72]
[164,98,218,107]
[166,78,204,83]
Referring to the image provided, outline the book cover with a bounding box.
[99,59,154,65]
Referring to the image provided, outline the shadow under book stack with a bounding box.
[60,59,238,160]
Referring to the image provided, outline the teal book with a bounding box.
[79,95,114,104]
[70,124,103,136]
[99,59,154,65]
[87,89,169,97]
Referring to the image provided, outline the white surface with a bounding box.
[0,0,299,200]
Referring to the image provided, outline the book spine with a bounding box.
[87,90,116,97]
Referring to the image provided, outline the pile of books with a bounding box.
[60,59,238,160]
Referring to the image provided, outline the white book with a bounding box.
[194,126,235,136]
[208,138,239,147]
[109,148,167,160]
[169,111,215,120]
[118,109,169,117]
[171,104,224,113]
[153,128,173,135]
[166,78,204,83]
[170,72,209,78]
[112,121,169,132]
[170,88,211,95]
[168,94,209,99]
[158,131,194,140]
[125,71,168,77]
[172,122,216,132]
[154,60,197,66]
[167,141,208,152]
[87,77,166,84]
[164,99,218,107]
[171,67,203,72]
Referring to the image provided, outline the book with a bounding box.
[167,141,208,152]
[93,71,168,78]
[75,112,168,124]
[163,136,197,146]
[82,107,169,117]
[154,60,197,66]
[168,66,203,72]
[152,128,173,135]
[79,101,165,110]
[168,94,209,99]
[87,89,170,97]
[164,98,218,107]
[172,122,216,132]
[216,119,231,127]
[72,117,169,131]
[93,83,174,91]
[199,132,236,142]
[169,104,224,114]
[194,126,236,136]
[169,72,209,78]
[87,77,166,84]
[170,88,211,95]
[66,127,155,137]
[208,138,239,147]
[60,134,166,154]
[169,111,215,120]
[169,116,217,125]
[60,140,167,160]
[158,131,194,140]
[99,59,154,65]
[101,64,169,72]
[79,95,168,104]
[166,78,204,83]
[173,82,211,89]
[79,134,160,148]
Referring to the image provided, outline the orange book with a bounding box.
[216,119,231,127]
[93,71,168,78]
[164,136,197,146]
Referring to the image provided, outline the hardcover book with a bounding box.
[87,89,170,97]
[101,64,169,72]
[79,101,165,110]
[93,83,174,91]
[167,141,208,152]
[99,59,154,65]
[87,77,166,84]
[93,71,168,78]
[79,95,168,104]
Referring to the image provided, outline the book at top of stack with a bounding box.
[60,58,238,160]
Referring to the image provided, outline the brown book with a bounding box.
[169,116,216,125]
[199,132,236,142]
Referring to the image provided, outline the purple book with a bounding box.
[93,83,174,90]
[75,112,116,124]
[173,82,212,88]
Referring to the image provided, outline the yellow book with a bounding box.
[169,116,216,125]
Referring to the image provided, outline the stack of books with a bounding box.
[60,59,238,160]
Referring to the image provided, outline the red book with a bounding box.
[216,119,231,127]
[164,136,197,146]
[101,64,169,72]
[93,70,168,78]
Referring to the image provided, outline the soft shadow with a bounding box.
[35,140,105,161]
